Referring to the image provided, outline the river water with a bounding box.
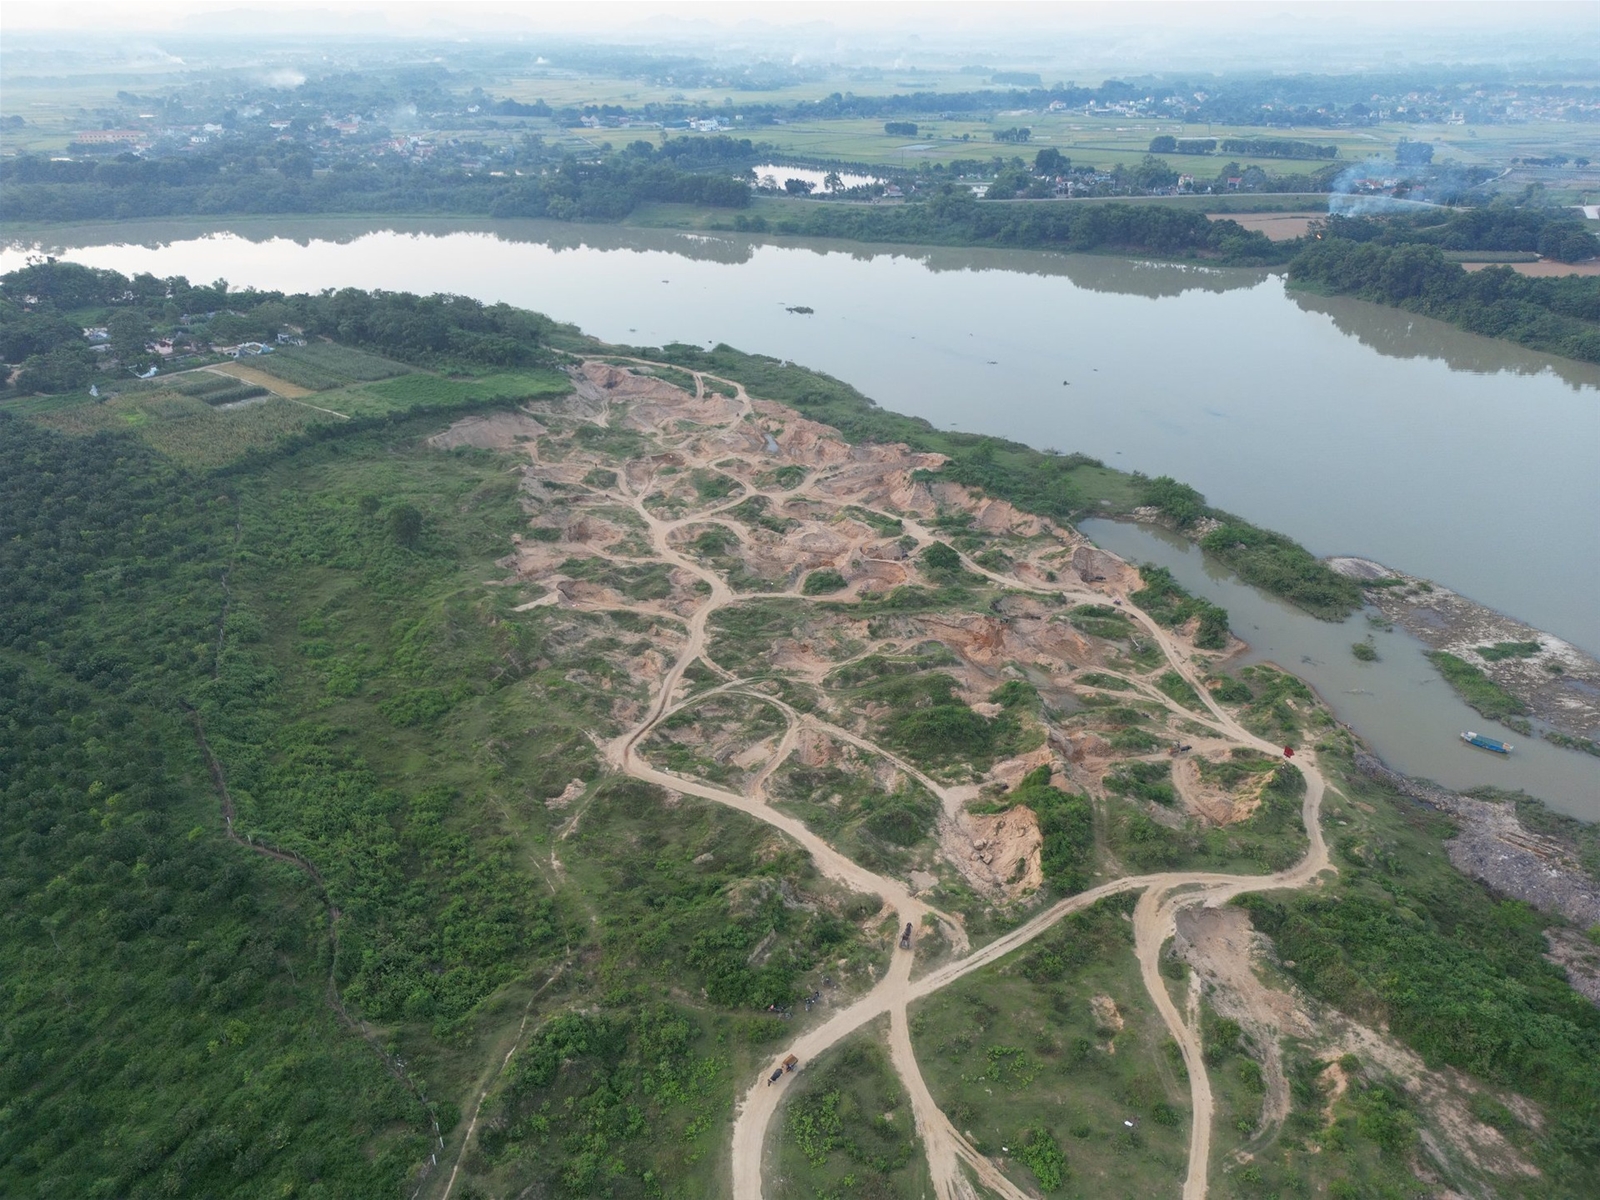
[1079,519,1597,816]
[4,216,1596,814]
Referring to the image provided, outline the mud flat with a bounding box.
[1329,557,1600,744]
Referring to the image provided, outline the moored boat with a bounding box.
[1461,731,1513,755]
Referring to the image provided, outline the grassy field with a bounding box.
[769,1019,932,1200]
[6,356,571,471]
[909,894,1191,1198]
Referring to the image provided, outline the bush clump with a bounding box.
[802,568,848,595]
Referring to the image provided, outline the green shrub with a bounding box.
[1018,1126,1068,1191]
[802,568,848,595]
[1476,640,1541,662]
[1426,651,1528,721]
[1104,761,1176,806]
[1199,523,1362,620]
[921,541,962,575]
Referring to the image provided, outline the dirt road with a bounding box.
[534,358,1337,1200]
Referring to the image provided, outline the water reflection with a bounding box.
[3,219,1593,654]
[1292,290,1600,391]
[1080,518,1599,820]
[3,216,1269,298]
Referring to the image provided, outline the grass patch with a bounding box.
[773,1028,928,1198]
[911,894,1189,1196]
[1070,604,1135,640]
[1475,640,1542,662]
[802,568,848,595]
[1426,651,1528,722]
[356,368,570,415]
[1155,670,1205,711]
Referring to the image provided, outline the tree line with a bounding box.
[1288,239,1600,364]
[738,187,1287,264]
[0,139,753,225]
[2,260,561,394]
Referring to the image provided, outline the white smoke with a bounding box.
[1327,157,1441,216]
[262,68,306,89]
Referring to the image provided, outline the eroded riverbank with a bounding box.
[1080,518,1600,820]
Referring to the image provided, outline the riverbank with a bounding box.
[1330,557,1600,746]
[1354,751,1600,1004]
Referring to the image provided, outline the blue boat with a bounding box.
[1461,731,1513,755]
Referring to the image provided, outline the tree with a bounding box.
[1395,139,1434,166]
[1131,154,1179,191]
[108,310,154,367]
[1148,135,1178,154]
[389,504,423,549]
[783,177,816,196]
[16,346,94,394]
[822,171,843,195]
[1034,147,1067,174]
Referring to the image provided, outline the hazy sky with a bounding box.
[5,0,1595,35]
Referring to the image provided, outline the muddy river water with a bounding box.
[4,217,1596,815]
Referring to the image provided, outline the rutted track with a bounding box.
[550,359,1335,1200]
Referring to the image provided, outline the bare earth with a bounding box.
[1205,212,1322,240]
[203,361,313,398]
[1329,557,1600,740]
[1463,259,1600,277]
[422,358,1560,1200]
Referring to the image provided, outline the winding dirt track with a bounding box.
[557,359,1334,1200]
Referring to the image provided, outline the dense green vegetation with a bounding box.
[1241,752,1600,1183]
[0,333,879,1196]
[1426,651,1529,723]
[0,415,430,1197]
[1132,474,1362,622]
[1320,206,1599,264]
[1289,237,1600,365]
[1007,765,1097,895]
[1475,640,1542,662]
[0,138,752,224]
[1130,566,1232,647]
[735,189,1284,264]
[1218,137,1339,159]
[1198,522,1364,619]
[2,259,559,395]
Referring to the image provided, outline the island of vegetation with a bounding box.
[4,263,1599,1200]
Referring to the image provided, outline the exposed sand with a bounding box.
[204,361,312,398]
[438,354,1342,1200]
[1206,212,1322,241]
[1462,258,1600,277]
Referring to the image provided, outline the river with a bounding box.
[1079,519,1597,816]
[4,216,1596,813]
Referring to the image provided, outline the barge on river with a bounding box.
[1461,731,1513,755]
